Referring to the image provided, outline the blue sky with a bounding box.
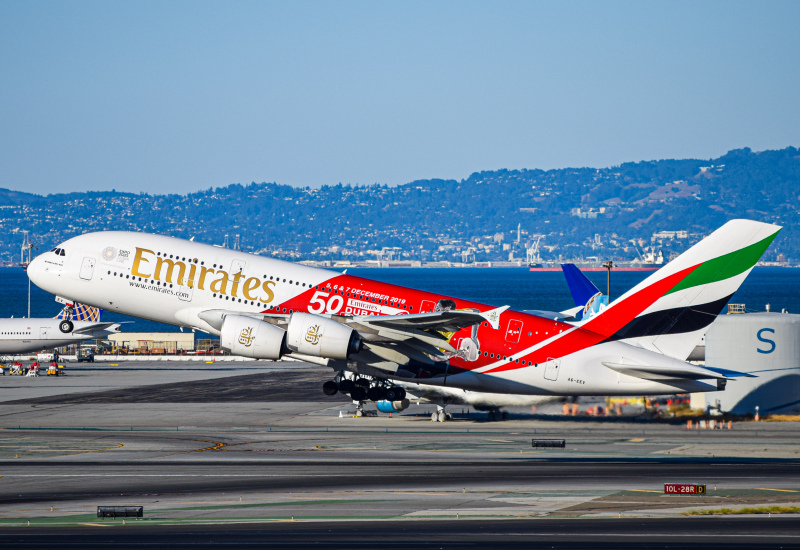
[1,1,798,195]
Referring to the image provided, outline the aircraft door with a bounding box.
[230,259,246,276]
[178,283,193,302]
[505,319,523,343]
[543,358,560,381]
[79,257,95,280]
[420,300,435,313]
[39,327,49,339]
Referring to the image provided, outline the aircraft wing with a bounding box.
[198,306,509,368]
[358,305,509,332]
[523,306,583,321]
[346,305,510,370]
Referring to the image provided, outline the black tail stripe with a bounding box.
[605,294,733,342]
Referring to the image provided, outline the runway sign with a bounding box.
[664,484,706,495]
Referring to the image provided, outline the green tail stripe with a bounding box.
[666,231,779,295]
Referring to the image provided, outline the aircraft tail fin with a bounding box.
[561,263,608,321]
[578,219,781,360]
[562,263,601,307]
[56,303,103,322]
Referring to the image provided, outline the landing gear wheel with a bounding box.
[385,387,406,401]
[501,411,509,421]
[385,387,401,401]
[355,378,370,389]
[59,320,74,334]
[322,381,339,396]
[367,387,386,401]
[350,386,367,402]
[487,410,496,421]
[338,379,355,394]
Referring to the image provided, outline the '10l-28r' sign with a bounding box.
[664,484,706,494]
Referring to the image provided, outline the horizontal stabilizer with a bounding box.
[602,361,754,381]
[72,322,121,335]
[523,306,582,321]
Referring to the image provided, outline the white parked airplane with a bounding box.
[0,303,120,355]
[26,219,778,405]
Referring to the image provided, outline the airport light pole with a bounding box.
[602,261,615,299]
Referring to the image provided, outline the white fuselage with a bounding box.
[0,318,114,354]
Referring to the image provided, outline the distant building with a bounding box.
[652,230,688,241]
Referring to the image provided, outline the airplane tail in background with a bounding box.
[56,303,103,322]
[561,263,608,321]
[579,219,781,360]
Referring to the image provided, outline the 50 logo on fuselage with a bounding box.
[308,291,344,315]
[130,247,275,304]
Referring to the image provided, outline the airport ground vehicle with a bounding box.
[76,348,95,362]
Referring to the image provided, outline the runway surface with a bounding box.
[2,361,800,547]
[2,518,800,549]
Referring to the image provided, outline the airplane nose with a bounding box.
[26,255,48,289]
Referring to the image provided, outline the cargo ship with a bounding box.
[528,262,659,272]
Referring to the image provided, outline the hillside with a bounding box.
[1,146,798,264]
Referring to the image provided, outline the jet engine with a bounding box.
[220,314,287,360]
[286,312,362,359]
[376,399,410,413]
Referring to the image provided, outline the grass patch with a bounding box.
[684,505,800,516]
[763,415,800,422]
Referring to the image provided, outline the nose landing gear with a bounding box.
[58,305,75,333]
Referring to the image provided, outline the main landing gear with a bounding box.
[322,375,407,409]
[486,409,509,421]
[431,405,453,423]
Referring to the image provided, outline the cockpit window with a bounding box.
[54,248,60,254]
[59,249,66,256]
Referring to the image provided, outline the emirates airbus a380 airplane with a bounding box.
[26,219,778,404]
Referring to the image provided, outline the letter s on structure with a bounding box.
[132,248,154,278]
[261,280,276,303]
[757,328,776,354]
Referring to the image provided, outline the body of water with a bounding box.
[1,266,797,333]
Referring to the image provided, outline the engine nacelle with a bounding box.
[376,399,410,413]
[220,314,286,360]
[286,312,362,360]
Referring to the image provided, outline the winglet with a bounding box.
[480,306,509,330]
